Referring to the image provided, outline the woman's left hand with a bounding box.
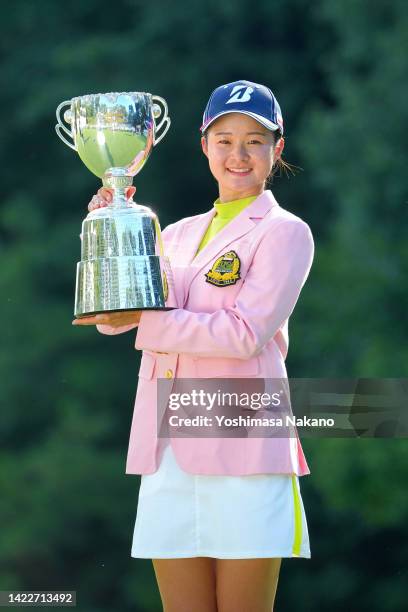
[72,311,143,327]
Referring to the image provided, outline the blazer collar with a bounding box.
[180,190,279,301]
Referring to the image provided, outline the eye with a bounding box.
[248,139,262,145]
[218,139,230,144]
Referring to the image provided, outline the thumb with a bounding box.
[126,186,136,200]
[98,187,114,202]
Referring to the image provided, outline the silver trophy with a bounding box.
[55,91,176,316]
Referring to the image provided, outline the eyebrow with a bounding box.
[214,131,268,136]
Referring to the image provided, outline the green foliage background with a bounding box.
[0,0,406,610]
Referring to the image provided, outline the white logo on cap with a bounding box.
[226,85,254,104]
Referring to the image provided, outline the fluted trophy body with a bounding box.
[55,91,176,316]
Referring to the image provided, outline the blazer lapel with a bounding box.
[177,208,217,268]
[170,208,216,306]
[181,190,278,302]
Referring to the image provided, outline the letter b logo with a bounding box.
[226,85,254,104]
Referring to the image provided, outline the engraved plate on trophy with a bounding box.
[55,91,176,316]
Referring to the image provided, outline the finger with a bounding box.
[72,316,99,325]
[92,314,112,324]
[98,188,113,203]
[88,194,102,211]
[126,186,136,200]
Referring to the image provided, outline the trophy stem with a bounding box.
[111,184,128,207]
[102,173,133,208]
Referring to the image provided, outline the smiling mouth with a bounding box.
[226,168,252,176]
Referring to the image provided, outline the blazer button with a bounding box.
[165,369,174,379]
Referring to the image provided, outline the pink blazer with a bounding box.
[97,190,315,476]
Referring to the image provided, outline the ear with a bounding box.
[201,136,209,158]
[274,136,285,160]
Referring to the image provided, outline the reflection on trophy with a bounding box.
[55,91,176,316]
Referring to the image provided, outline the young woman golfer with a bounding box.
[73,80,315,612]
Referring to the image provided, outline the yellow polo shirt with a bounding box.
[196,195,257,256]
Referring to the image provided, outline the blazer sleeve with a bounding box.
[134,220,315,358]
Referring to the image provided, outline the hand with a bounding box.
[72,311,143,327]
[88,186,136,212]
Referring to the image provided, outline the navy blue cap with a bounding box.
[200,80,284,135]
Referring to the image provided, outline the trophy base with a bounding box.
[75,306,176,318]
[74,255,177,317]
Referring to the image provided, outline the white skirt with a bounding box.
[131,441,311,559]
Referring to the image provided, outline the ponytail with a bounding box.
[267,131,303,185]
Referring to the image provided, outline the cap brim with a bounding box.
[200,110,281,134]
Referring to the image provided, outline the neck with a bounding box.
[218,185,265,204]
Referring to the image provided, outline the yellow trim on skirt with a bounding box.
[291,475,303,556]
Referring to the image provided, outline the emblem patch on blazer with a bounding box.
[205,250,241,286]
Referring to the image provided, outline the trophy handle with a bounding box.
[152,95,171,146]
[55,100,77,151]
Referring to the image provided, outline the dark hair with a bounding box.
[202,128,301,187]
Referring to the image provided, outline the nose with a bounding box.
[230,141,250,162]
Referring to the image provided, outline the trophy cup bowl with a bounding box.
[55,91,176,317]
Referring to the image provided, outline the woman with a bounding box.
[73,80,315,612]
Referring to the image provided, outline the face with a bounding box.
[201,113,285,202]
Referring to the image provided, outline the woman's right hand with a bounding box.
[88,186,136,212]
